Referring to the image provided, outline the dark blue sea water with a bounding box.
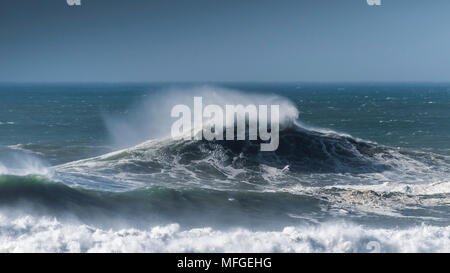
[1,83,449,252]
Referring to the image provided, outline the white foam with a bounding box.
[0,214,449,253]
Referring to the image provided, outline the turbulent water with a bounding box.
[1,83,450,253]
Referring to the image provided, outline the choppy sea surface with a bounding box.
[1,83,449,253]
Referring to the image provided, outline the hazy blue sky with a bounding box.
[1,0,450,82]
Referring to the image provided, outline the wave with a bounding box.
[54,118,450,194]
[49,90,450,222]
[2,171,449,228]
[49,86,448,195]
[0,174,341,228]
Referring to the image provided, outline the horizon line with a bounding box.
[2,81,450,85]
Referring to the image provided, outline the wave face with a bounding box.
[54,119,450,194]
[1,84,450,252]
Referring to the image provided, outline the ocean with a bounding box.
[0,83,449,252]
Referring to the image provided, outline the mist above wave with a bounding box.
[104,85,299,148]
[0,147,51,177]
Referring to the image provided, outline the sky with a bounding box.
[1,0,450,82]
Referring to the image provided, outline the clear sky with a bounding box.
[1,0,450,82]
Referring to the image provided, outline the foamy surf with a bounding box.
[1,215,449,253]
